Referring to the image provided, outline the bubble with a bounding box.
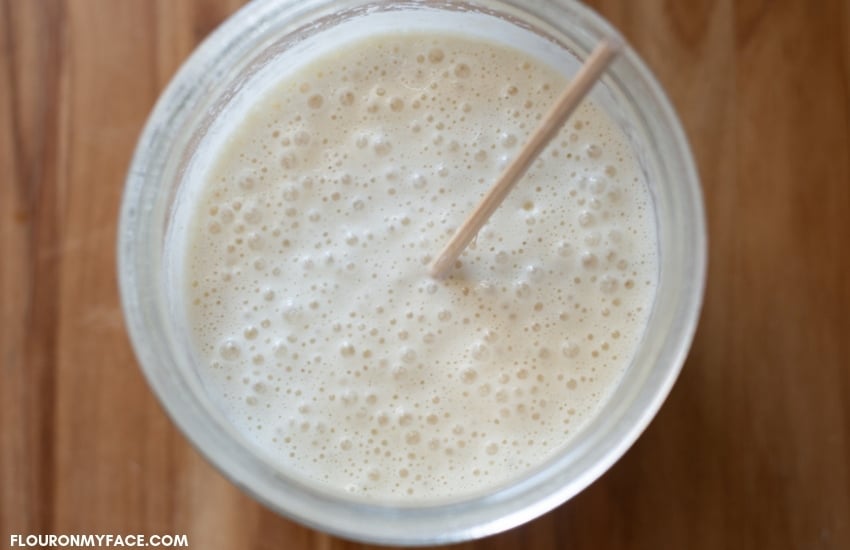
[272,340,287,358]
[339,89,355,106]
[581,252,598,269]
[385,168,399,181]
[401,348,417,363]
[389,97,404,112]
[500,132,518,148]
[405,431,421,445]
[578,211,594,227]
[293,130,311,146]
[600,275,619,294]
[526,264,543,280]
[243,326,259,340]
[376,411,390,427]
[282,300,303,322]
[453,63,471,78]
[562,341,580,358]
[341,390,358,406]
[557,241,572,257]
[280,152,297,170]
[514,281,531,299]
[584,231,601,247]
[470,342,490,361]
[608,229,623,243]
[247,233,263,250]
[373,136,392,156]
[307,94,324,109]
[243,207,262,224]
[339,438,353,451]
[282,185,300,202]
[340,342,356,357]
[587,176,607,195]
[219,339,241,361]
[485,442,499,456]
[461,368,478,384]
[586,144,602,158]
[392,364,408,379]
[238,177,255,191]
[355,133,369,149]
[428,48,444,63]
[398,410,413,427]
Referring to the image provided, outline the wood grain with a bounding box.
[2,0,848,548]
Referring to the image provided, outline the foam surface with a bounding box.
[181,32,657,501]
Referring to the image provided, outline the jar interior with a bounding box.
[121,0,703,543]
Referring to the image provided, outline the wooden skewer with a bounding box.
[428,38,623,279]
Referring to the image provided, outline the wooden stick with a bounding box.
[428,38,623,279]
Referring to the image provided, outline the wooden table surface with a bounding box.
[3,0,849,548]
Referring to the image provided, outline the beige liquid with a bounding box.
[181,31,657,501]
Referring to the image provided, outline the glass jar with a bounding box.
[118,0,706,544]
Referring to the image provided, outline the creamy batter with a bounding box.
[180,32,656,501]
